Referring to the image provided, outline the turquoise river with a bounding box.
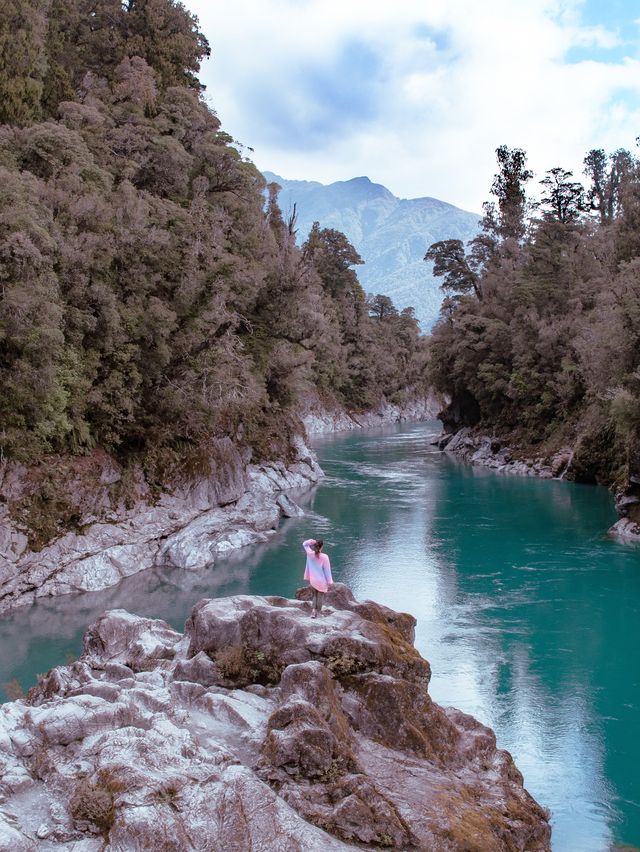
[1,422,639,851]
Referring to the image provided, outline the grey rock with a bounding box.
[171,437,247,509]
[0,438,322,614]
[442,429,567,484]
[173,651,220,687]
[615,493,640,514]
[104,662,135,681]
[276,494,304,518]
[609,517,640,542]
[443,427,471,453]
[0,587,551,850]
[303,393,443,436]
[0,817,36,851]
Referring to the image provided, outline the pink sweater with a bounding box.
[302,539,333,593]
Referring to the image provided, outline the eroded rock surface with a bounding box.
[302,394,442,435]
[0,584,551,850]
[0,436,322,614]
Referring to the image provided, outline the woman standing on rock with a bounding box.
[302,539,333,618]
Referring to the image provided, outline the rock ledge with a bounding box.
[0,436,322,614]
[0,584,551,850]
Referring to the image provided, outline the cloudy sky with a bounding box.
[188,0,640,212]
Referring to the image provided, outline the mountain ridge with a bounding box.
[264,171,480,329]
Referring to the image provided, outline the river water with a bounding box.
[1,422,639,851]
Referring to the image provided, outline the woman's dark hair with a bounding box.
[312,539,323,556]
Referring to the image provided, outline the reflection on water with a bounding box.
[1,422,639,851]
[0,510,315,689]
[312,426,639,852]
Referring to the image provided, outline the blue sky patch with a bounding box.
[579,0,639,35]
[245,38,384,150]
[566,0,640,63]
[413,22,451,53]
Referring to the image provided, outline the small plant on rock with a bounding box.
[213,644,246,680]
[319,756,350,783]
[70,781,115,835]
[211,644,284,686]
[154,781,181,810]
[2,679,24,701]
[326,654,368,678]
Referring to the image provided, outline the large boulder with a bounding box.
[186,588,429,686]
[0,587,551,850]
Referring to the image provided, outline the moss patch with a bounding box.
[210,644,284,687]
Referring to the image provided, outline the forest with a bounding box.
[0,0,427,486]
[426,143,640,503]
[4,0,639,541]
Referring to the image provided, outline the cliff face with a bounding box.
[302,395,442,436]
[0,585,551,850]
[0,436,322,614]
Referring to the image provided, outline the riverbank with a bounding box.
[302,393,441,435]
[0,436,322,615]
[0,391,440,616]
[436,427,640,542]
[0,584,551,850]
[1,421,638,848]
[436,428,573,479]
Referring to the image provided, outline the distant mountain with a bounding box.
[264,172,480,330]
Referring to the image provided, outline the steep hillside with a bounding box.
[426,145,640,537]
[0,0,429,563]
[264,171,480,329]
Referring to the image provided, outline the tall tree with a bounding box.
[302,223,364,300]
[583,148,633,225]
[0,0,48,125]
[425,239,482,301]
[537,167,585,225]
[489,145,533,241]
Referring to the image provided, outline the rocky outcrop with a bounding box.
[609,516,640,540]
[0,436,322,614]
[436,429,573,480]
[0,584,551,850]
[303,394,442,435]
[611,490,640,542]
[611,436,640,542]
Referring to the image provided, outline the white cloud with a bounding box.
[188,0,640,211]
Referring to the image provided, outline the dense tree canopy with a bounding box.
[0,0,426,475]
[427,144,640,488]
